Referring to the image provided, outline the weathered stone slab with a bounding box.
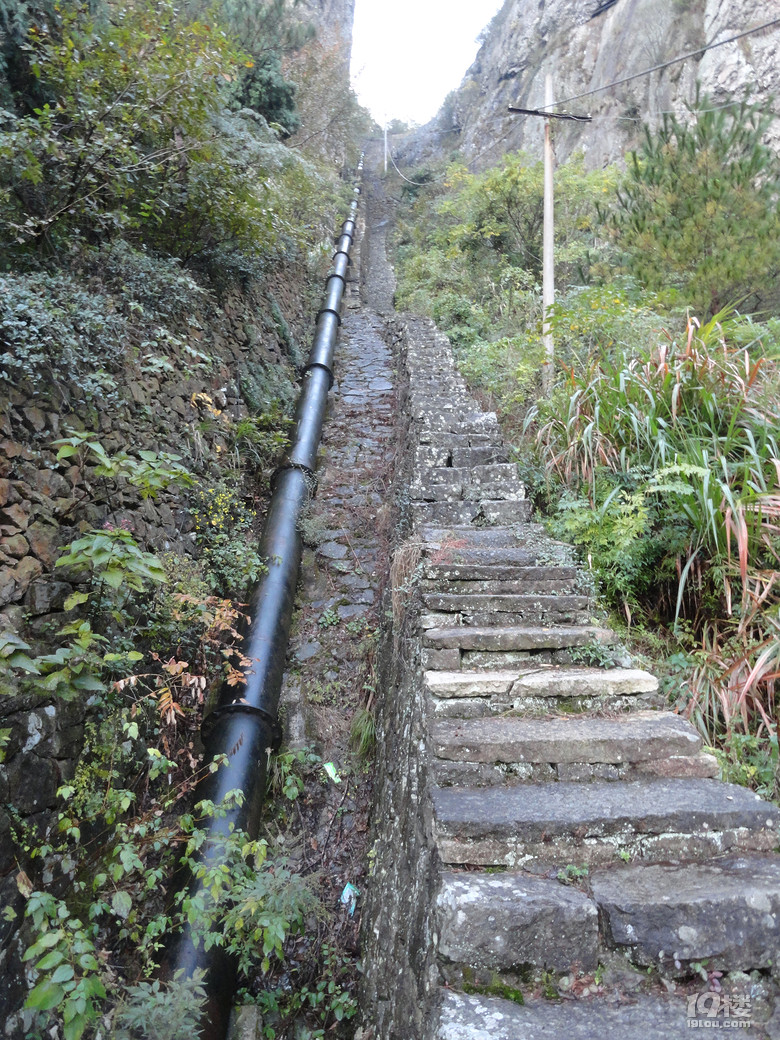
[635,753,719,779]
[425,670,519,699]
[425,625,617,652]
[411,502,481,525]
[421,566,579,592]
[479,500,532,523]
[460,610,592,629]
[436,991,698,1040]
[422,593,590,615]
[437,871,598,972]
[430,711,701,765]
[433,779,780,867]
[462,650,535,671]
[591,855,780,971]
[429,697,489,720]
[420,524,547,548]
[451,446,507,467]
[422,648,461,671]
[510,667,658,700]
[419,612,457,630]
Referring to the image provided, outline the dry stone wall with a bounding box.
[0,264,315,1013]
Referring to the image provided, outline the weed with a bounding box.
[557,864,589,885]
[317,608,340,629]
[349,707,375,761]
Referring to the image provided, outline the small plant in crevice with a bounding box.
[556,864,589,885]
[317,608,340,629]
[349,706,375,761]
[269,748,322,805]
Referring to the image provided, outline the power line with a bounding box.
[385,17,780,185]
[545,15,780,111]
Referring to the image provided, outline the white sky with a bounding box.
[350,0,504,125]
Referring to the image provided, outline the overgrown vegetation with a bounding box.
[0,0,370,1033]
[394,93,780,786]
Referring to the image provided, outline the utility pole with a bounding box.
[508,87,591,396]
[542,74,555,396]
[384,122,388,174]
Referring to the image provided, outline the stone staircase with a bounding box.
[396,316,780,1038]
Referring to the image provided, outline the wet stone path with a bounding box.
[279,201,398,771]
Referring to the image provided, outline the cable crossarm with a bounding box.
[163,154,365,1040]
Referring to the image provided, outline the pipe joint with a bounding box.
[271,460,318,494]
[201,702,283,752]
[301,359,335,388]
[316,307,342,327]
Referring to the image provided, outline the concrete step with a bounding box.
[429,711,717,786]
[436,991,725,1040]
[424,624,617,653]
[432,778,780,869]
[414,413,500,437]
[424,666,659,712]
[591,854,780,973]
[411,476,526,504]
[437,871,598,975]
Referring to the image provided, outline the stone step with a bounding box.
[411,478,526,504]
[432,778,780,869]
[591,854,780,973]
[436,991,716,1040]
[416,444,507,470]
[425,666,658,708]
[418,431,498,448]
[421,566,579,593]
[436,871,598,975]
[422,592,590,615]
[424,624,616,652]
[411,501,533,526]
[431,710,702,762]
[430,710,717,784]
[420,524,548,547]
[414,414,500,437]
[425,463,520,485]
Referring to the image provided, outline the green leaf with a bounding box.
[63,591,90,611]
[7,653,41,674]
[34,950,65,971]
[50,963,75,984]
[111,890,133,920]
[26,978,64,1012]
[63,1010,89,1040]
[72,674,105,692]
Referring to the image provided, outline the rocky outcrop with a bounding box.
[298,0,355,68]
[405,0,780,169]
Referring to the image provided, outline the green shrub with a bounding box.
[0,0,266,259]
[609,91,780,316]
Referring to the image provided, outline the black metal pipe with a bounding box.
[165,159,363,1040]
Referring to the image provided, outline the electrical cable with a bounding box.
[384,17,780,184]
[545,16,780,111]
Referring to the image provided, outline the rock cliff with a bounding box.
[407,0,780,169]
